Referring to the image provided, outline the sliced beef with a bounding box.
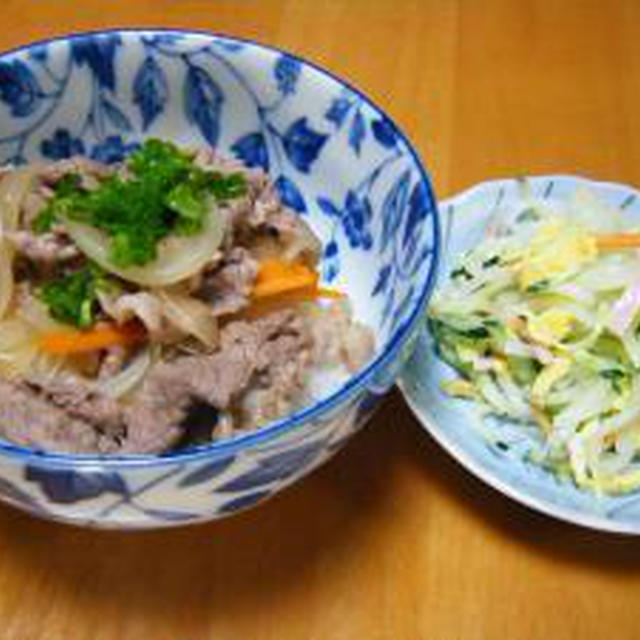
[200,161,320,263]
[9,374,184,455]
[7,230,79,267]
[0,379,118,454]
[40,377,124,436]
[238,332,312,428]
[119,310,311,452]
[0,301,366,455]
[197,247,258,316]
[0,309,312,455]
[38,156,112,189]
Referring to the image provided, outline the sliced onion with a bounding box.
[65,206,225,286]
[97,289,164,334]
[16,293,63,332]
[157,289,219,348]
[95,346,153,399]
[0,168,34,231]
[0,243,15,320]
[281,217,322,263]
[0,168,35,319]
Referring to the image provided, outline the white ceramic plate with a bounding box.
[399,175,640,534]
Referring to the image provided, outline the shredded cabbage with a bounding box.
[429,185,640,494]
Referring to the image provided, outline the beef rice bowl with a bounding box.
[0,139,374,454]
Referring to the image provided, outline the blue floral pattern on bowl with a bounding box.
[0,30,439,529]
[400,175,640,534]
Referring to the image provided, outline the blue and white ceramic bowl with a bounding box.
[400,175,640,534]
[0,29,439,528]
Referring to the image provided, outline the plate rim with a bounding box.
[399,173,640,535]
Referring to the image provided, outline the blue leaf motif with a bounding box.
[184,65,224,147]
[372,264,392,296]
[355,391,382,425]
[392,285,415,330]
[381,169,411,252]
[404,232,419,269]
[348,110,366,155]
[146,34,185,47]
[25,466,128,504]
[28,45,48,62]
[213,40,245,53]
[0,60,42,117]
[343,191,373,250]
[382,288,395,324]
[0,476,40,510]
[316,196,341,218]
[413,242,433,276]
[274,54,301,95]
[133,55,169,130]
[275,175,306,213]
[217,441,325,492]
[322,239,340,282]
[71,34,121,90]
[325,96,352,128]
[90,135,139,164]
[282,117,328,173]
[40,128,85,160]
[140,507,198,522]
[231,132,269,172]
[218,490,271,514]
[101,97,132,132]
[178,455,236,488]
[403,180,434,248]
[371,117,398,148]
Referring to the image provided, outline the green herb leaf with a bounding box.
[38,140,247,268]
[40,266,100,328]
[32,173,84,233]
[209,172,247,200]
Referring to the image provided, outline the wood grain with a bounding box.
[2,1,640,639]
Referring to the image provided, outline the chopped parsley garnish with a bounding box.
[40,265,102,328]
[33,139,247,268]
[32,173,83,233]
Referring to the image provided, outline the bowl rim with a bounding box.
[0,27,440,468]
[400,173,640,535]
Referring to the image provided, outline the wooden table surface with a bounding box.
[2,1,640,639]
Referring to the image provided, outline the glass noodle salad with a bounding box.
[429,184,640,494]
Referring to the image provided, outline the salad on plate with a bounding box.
[430,183,640,494]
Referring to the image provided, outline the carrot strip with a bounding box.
[251,259,319,299]
[37,322,147,355]
[239,285,345,320]
[597,233,640,250]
